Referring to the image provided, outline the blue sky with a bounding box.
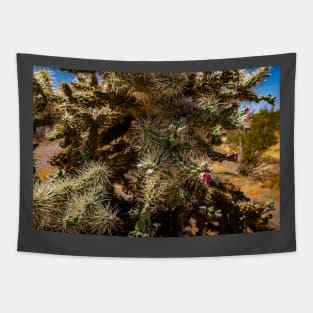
[34,65,280,112]
[244,65,280,112]
[34,66,76,87]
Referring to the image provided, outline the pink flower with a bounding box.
[247,113,253,119]
[200,172,212,186]
[243,105,249,112]
[230,153,238,162]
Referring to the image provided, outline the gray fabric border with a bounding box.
[17,53,296,257]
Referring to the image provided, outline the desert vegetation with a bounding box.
[33,66,279,236]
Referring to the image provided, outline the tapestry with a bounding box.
[17,53,296,257]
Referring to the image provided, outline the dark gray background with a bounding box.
[17,53,296,257]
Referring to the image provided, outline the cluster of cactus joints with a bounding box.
[33,162,121,235]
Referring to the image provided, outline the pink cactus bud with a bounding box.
[236,101,241,107]
[230,153,238,162]
[247,113,253,119]
[243,105,249,112]
[200,172,212,186]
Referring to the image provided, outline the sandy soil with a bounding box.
[33,138,62,180]
[211,141,280,230]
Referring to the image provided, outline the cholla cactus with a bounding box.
[33,162,120,234]
[33,66,277,236]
